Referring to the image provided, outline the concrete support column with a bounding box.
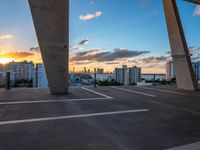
[163,0,199,91]
[29,0,69,94]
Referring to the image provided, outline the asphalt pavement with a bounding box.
[0,86,200,150]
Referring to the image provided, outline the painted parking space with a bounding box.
[0,87,113,105]
[0,86,200,150]
[0,109,149,126]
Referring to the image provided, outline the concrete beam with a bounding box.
[163,0,199,91]
[184,0,200,5]
[29,0,69,94]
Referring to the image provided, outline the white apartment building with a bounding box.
[115,65,141,85]
[5,61,34,85]
[34,64,48,88]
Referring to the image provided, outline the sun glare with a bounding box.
[0,58,13,64]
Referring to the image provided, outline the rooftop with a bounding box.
[0,86,200,150]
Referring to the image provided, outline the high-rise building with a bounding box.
[97,68,104,74]
[115,65,141,85]
[5,61,34,83]
[0,70,5,87]
[88,69,91,74]
[0,64,5,85]
[34,64,48,88]
[129,67,141,84]
[194,62,200,81]
[84,67,87,73]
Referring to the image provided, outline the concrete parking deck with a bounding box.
[0,86,200,150]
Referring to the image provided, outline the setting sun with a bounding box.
[0,58,13,64]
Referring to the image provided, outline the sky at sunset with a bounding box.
[0,0,200,73]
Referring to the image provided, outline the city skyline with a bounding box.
[0,0,200,73]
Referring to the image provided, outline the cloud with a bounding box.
[78,38,89,45]
[70,48,150,62]
[165,51,171,55]
[0,52,34,59]
[79,11,102,21]
[189,46,200,62]
[70,61,92,65]
[164,46,200,63]
[106,62,120,65]
[165,46,200,56]
[127,53,172,68]
[29,46,40,52]
[29,39,90,53]
[189,46,200,54]
[75,49,100,57]
[29,38,90,54]
[190,49,200,55]
[0,34,14,42]
[139,56,170,64]
[189,46,196,50]
[70,38,90,51]
[193,6,200,16]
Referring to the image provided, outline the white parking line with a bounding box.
[0,109,149,125]
[112,86,156,97]
[0,97,111,105]
[82,87,113,99]
[166,141,200,150]
[0,87,113,105]
[137,86,186,95]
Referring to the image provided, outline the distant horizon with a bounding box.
[0,59,169,74]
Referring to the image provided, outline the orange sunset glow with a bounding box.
[0,48,167,73]
[0,58,13,64]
